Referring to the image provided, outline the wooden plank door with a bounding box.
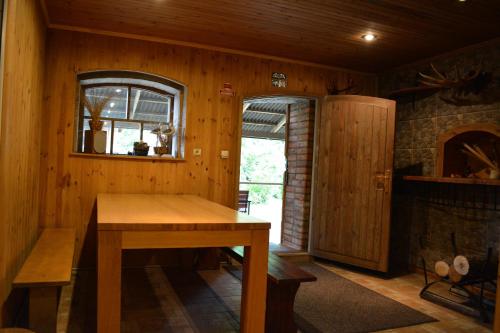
[311,95,395,272]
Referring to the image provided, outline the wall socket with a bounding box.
[220,150,229,159]
[193,148,202,156]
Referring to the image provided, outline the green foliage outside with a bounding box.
[240,138,286,204]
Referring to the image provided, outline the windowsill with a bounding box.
[69,152,186,162]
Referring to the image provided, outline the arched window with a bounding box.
[75,71,186,158]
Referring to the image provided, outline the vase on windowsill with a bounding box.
[84,120,107,154]
[82,86,115,154]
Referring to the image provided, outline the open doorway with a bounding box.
[238,97,316,248]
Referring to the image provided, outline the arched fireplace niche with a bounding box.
[436,123,500,179]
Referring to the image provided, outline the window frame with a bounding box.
[74,71,186,159]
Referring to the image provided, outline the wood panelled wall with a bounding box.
[0,0,46,315]
[40,30,377,266]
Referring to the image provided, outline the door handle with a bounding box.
[384,169,392,194]
[375,170,392,193]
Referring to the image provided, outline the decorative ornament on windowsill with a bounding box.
[133,141,150,156]
[83,89,115,154]
[151,123,176,156]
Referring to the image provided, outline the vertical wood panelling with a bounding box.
[40,30,377,266]
[0,0,46,314]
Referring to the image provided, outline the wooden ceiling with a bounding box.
[43,0,500,72]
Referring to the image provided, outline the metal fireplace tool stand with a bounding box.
[419,233,497,322]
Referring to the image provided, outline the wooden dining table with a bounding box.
[97,193,271,333]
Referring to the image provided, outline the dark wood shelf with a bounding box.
[69,152,185,163]
[402,175,500,186]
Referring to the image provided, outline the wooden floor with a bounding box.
[55,260,493,333]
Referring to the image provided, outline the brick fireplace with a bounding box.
[436,123,500,178]
[379,39,500,273]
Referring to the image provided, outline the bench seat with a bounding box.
[13,228,76,333]
[223,246,316,333]
[14,228,75,288]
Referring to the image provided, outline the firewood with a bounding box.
[463,143,498,171]
[474,168,491,180]
[474,145,492,163]
[434,261,450,277]
[453,255,470,276]
[448,265,462,283]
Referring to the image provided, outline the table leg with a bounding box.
[98,231,122,333]
[241,229,269,333]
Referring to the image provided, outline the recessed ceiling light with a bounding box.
[115,89,122,93]
[110,102,115,108]
[458,0,466,2]
[362,33,377,42]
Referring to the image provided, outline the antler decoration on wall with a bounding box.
[388,62,492,101]
[418,63,488,91]
[327,78,359,95]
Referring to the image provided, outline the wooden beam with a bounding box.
[272,116,287,133]
[246,109,285,116]
[242,131,285,140]
[48,24,368,74]
[86,94,168,105]
[243,103,251,114]
[243,121,276,126]
[130,90,141,119]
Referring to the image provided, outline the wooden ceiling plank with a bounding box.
[44,0,500,71]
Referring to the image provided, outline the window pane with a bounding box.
[81,118,90,151]
[113,121,141,155]
[143,123,173,156]
[130,88,170,123]
[81,119,112,153]
[84,86,128,119]
[103,120,112,154]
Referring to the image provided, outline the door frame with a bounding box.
[233,92,320,248]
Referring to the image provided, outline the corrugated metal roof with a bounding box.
[84,86,171,123]
[242,102,287,140]
[85,89,291,139]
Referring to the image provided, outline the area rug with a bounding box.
[226,262,437,333]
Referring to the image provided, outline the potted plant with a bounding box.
[133,141,150,156]
[83,89,115,154]
[151,123,176,155]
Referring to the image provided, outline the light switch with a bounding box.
[220,150,229,159]
[193,148,202,156]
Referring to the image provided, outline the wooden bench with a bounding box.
[13,228,76,333]
[223,246,317,333]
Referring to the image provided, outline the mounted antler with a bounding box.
[327,78,358,95]
[388,62,492,100]
[418,63,483,89]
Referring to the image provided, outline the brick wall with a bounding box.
[282,101,315,250]
[379,39,500,272]
[379,40,500,176]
